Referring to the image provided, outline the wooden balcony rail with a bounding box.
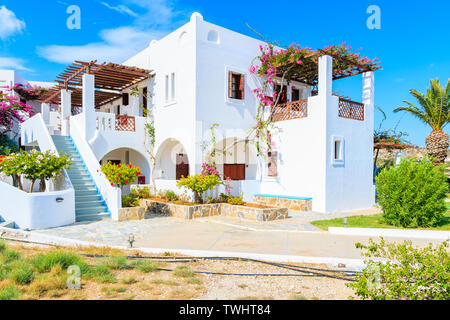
[270,99,308,122]
[115,115,136,132]
[338,98,365,121]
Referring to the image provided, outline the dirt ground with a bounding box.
[0,241,356,300]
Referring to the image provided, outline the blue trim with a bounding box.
[64,136,112,218]
[254,194,313,201]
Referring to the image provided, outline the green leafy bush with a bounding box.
[228,194,246,206]
[101,162,141,188]
[375,157,448,228]
[0,134,19,156]
[177,174,221,203]
[348,238,449,300]
[164,190,179,202]
[0,285,22,300]
[32,250,89,274]
[135,186,151,199]
[122,191,140,208]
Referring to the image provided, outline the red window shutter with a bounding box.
[228,71,233,98]
[239,74,245,100]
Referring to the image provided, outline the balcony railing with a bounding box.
[115,115,136,132]
[338,98,364,121]
[270,99,308,122]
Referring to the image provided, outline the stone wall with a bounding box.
[139,199,288,222]
[119,206,146,221]
[253,196,312,212]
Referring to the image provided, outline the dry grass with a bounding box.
[0,240,355,300]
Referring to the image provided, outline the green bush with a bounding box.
[228,194,246,206]
[348,238,449,300]
[0,134,19,156]
[122,191,140,207]
[375,157,448,228]
[10,262,35,284]
[177,174,222,203]
[134,260,158,273]
[0,285,22,300]
[164,190,179,202]
[135,186,150,199]
[32,250,89,274]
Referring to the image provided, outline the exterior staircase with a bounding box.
[52,135,110,222]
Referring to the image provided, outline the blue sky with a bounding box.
[0,0,449,146]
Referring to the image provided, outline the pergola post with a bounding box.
[318,55,333,97]
[82,73,96,141]
[41,103,50,125]
[362,71,374,107]
[61,89,71,136]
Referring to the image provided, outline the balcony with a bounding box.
[270,99,308,122]
[96,113,137,132]
[338,98,364,121]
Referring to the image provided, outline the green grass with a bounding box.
[133,260,158,273]
[173,266,195,278]
[0,285,22,300]
[311,208,450,231]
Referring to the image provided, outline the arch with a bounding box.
[100,147,151,185]
[207,30,219,43]
[154,138,190,180]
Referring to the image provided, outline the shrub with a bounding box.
[135,186,150,199]
[348,238,449,300]
[134,260,158,273]
[173,266,195,278]
[122,191,140,208]
[375,157,448,228]
[32,250,89,274]
[101,255,128,270]
[10,262,35,284]
[0,134,19,156]
[177,174,221,203]
[0,240,5,252]
[101,162,141,188]
[228,194,246,206]
[0,285,22,300]
[164,190,179,202]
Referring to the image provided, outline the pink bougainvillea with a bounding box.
[0,86,34,134]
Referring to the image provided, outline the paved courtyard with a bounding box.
[33,208,445,261]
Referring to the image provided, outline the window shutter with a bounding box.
[239,74,245,100]
[122,93,129,106]
[228,71,233,98]
[268,152,278,177]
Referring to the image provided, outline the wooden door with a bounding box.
[176,154,189,180]
[224,164,246,181]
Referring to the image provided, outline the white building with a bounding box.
[1,13,377,228]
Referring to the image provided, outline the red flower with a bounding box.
[118,165,121,168]
[111,183,114,186]
[129,165,132,168]
[125,181,129,184]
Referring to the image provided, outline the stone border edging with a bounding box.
[0,226,365,270]
[329,227,450,240]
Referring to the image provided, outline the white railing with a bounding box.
[71,114,122,219]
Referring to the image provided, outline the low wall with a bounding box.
[139,199,288,222]
[254,195,312,212]
[0,181,75,230]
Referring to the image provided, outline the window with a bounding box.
[170,73,175,101]
[165,75,169,102]
[122,93,129,106]
[224,164,246,181]
[267,151,278,177]
[142,87,148,113]
[207,30,219,43]
[332,136,345,165]
[228,71,245,100]
[274,85,287,104]
[176,154,189,180]
[291,88,300,101]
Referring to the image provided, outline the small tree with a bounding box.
[375,157,448,228]
[100,162,141,191]
[348,238,449,300]
[0,150,72,193]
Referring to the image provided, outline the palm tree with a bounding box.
[394,78,450,164]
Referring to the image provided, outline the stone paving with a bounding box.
[34,208,382,252]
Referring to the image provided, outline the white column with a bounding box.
[82,74,96,141]
[41,103,50,125]
[61,89,71,136]
[318,55,333,97]
[362,72,375,106]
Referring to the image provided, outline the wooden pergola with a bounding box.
[273,49,381,87]
[39,60,152,108]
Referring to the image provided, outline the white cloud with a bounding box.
[101,2,138,17]
[0,6,26,40]
[0,57,32,71]
[38,0,188,64]
[38,27,164,64]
